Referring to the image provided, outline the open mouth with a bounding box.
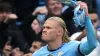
[54,8,60,11]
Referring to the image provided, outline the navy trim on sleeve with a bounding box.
[78,44,84,56]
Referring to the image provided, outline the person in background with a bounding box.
[3,41,12,56]
[24,40,46,56]
[31,19,42,34]
[19,7,46,53]
[33,0,81,36]
[0,2,17,53]
[11,47,24,56]
[19,17,43,53]
[29,40,46,53]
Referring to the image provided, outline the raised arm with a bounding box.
[77,1,97,55]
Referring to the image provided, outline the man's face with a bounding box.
[42,19,60,42]
[29,41,42,53]
[46,0,63,16]
[0,12,9,22]
[89,13,98,29]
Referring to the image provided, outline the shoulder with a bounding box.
[68,40,80,45]
[60,41,80,54]
[32,45,48,56]
[64,40,80,48]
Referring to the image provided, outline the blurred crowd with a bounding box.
[0,0,100,56]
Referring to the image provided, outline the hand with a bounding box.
[4,13,18,23]
[3,41,12,56]
[8,14,18,19]
[32,6,48,16]
[77,1,89,16]
[12,47,20,53]
[11,47,24,56]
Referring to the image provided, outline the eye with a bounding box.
[57,2,61,4]
[43,26,51,29]
[92,19,97,23]
[33,45,38,49]
[46,26,51,29]
[51,3,55,5]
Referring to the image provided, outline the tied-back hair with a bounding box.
[48,17,70,42]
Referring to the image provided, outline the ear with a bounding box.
[57,29,63,36]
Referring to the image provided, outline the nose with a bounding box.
[55,3,58,7]
[29,47,34,53]
[42,28,47,33]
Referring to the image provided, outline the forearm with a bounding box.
[79,16,97,55]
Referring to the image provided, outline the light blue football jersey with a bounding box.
[32,40,82,56]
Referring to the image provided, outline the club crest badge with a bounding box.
[58,51,63,56]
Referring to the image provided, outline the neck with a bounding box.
[47,37,63,51]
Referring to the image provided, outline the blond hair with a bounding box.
[47,17,70,42]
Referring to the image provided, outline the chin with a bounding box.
[42,38,47,40]
[42,36,46,40]
[42,37,49,42]
[54,13,61,16]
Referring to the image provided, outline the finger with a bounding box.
[16,47,20,51]
[5,41,10,45]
